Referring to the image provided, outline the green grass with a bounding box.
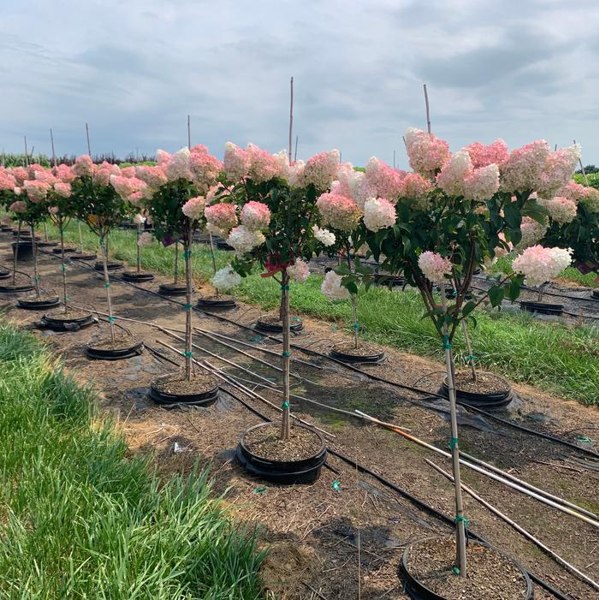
[0,322,264,599]
[50,223,599,405]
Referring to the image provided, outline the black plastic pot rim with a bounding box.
[520,300,564,315]
[148,385,219,407]
[592,290,599,300]
[254,319,304,333]
[122,271,155,282]
[400,537,533,600]
[196,297,237,309]
[39,313,96,331]
[86,340,144,360]
[17,296,61,310]
[70,253,97,261]
[329,348,386,364]
[0,284,35,294]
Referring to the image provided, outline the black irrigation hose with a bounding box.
[37,246,599,460]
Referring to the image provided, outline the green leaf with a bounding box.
[461,301,477,318]
[488,286,505,307]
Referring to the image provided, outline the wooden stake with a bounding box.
[85,122,92,155]
[50,128,57,167]
[423,84,432,134]
[23,136,29,166]
[288,76,294,163]
[184,227,193,381]
[294,135,299,162]
[280,270,291,440]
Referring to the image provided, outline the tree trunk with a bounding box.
[279,270,291,441]
[31,224,40,298]
[208,232,218,297]
[184,228,193,381]
[136,224,142,273]
[12,221,21,286]
[461,320,477,382]
[101,235,116,343]
[60,225,68,314]
[174,241,179,285]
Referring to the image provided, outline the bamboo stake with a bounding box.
[50,128,57,167]
[423,84,432,134]
[23,136,29,166]
[136,223,142,273]
[85,123,92,155]
[294,135,298,162]
[30,224,40,298]
[280,270,291,440]
[426,459,599,593]
[101,235,116,342]
[12,221,21,285]
[573,139,589,185]
[184,227,193,380]
[354,410,599,529]
[288,76,294,163]
[460,321,477,381]
[60,224,68,313]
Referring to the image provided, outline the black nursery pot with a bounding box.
[70,252,97,261]
[236,422,327,485]
[94,260,123,272]
[37,240,58,248]
[11,241,34,261]
[0,281,35,294]
[592,289,599,300]
[254,318,304,334]
[52,247,76,255]
[86,340,144,360]
[17,296,61,310]
[0,268,11,280]
[40,311,95,331]
[440,377,514,409]
[330,346,385,365]
[520,300,563,316]
[122,270,155,283]
[399,538,534,600]
[158,283,191,296]
[196,296,237,311]
[148,381,220,408]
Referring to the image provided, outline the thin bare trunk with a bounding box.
[280,270,291,441]
[346,248,359,349]
[208,232,218,297]
[136,225,142,272]
[184,228,193,381]
[12,221,21,285]
[440,284,467,576]
[78,221,84,252]
[174,241,179,284]
[31,224,40,298]
[460,320,476,381]
[60,225,68,314]
[102,235,116,343]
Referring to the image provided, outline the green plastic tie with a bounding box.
[442,335,452,350]
[465,354,476,363]
[184,351,193,358]
[183,303,193,311]
[449,437,459,450]
[104,282,110,288]
[352,322,360,331]
[577,435,593,444]
[281,400,290,410]
[452,566,460,576]
[280,284,290,291]
[455,514,471,527]
[282,350,291,358]
[331,480,341,492]
[107,316,117,323]
[182,250,192,259]
[253,486,267,495]
[60,264,67,272]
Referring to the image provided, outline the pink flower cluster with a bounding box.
[23,179,50,203]
[110,175,148,203]
[312,225,336,246]
[512,245,572,286]
[436,151,500,201]
[364,157,405,201]
[0,170,17,191]
[53,182,72,198]
[465,140,509,168]
[316,192,361,231]
[246,144,283,183]
[463,164,500,201]
[299,150,340,190]
[9,200,27,214]
[135,165,168,191]
[189,145,223,191]
[363,197,396,232]
[240,201,271,230]
[53,164,75,183]
[204,203,238,234]
[538,196,578,224]
[418,251,452,284]
[288,258,310,282]
[400,173,433,208]
[518,216,548,249]
[182,196,206,220]
[332,165,373,209]
[404,128,450,176]
[227,225,265,253]
[223,142,251,181]
[73,155,94,177]
[536,146,580,197]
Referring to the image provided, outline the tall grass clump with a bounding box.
[0,323,264,599]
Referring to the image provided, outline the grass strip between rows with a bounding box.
[0,322,264,599]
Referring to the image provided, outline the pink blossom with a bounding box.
[135,165,168,191]
[23,179,50,203]
[189,147,222,191]
[580,188,599,213]
[133,213,146,225]
[165,148,192,181]
[53,164,75,183]
[246,144,283,183]
[9,200,27,214]
[538,196,578,224]
[512,245,572,286]
[463,164,500,201]
[536,145,580,197]
[155,149,172,166]
[300,150,340,190]
[48,206,59,215]
[120,166,136,178]
[0,170,17,191]
[500,141,550,193]
[288,258,310,282]
[223,142,250,181]
[10,167,29,185]
[321,270,351,301]
[316,192,362,231]
[465,140,509,168]
[227,225,265,253]
[364,157,405,201]
[204,203,238,233]
[182,196,206,220]
[73,155,94,177]
[518,216,548,249]
[436,150,472,196]
[400,173,433,204]
[404,128,451,176]
[110,175,148,201]
[332,166,373,209]
[240,201,271,231]
[418,251,452,284]
[558,181,588,202]
[93,162,121,186]
[363,197,396,232]
[312,225,336,247]
[53,182,72,198]
[33,169,57,186]
[288,160,305,188]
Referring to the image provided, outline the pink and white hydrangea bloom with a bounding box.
[23,179,50,202]
[135,165,168,191]
[10,167,29,185]
[465,140,509,168]
[418,251,453,284]
[364,157,405,201]
[182,196,206,220]
[463,164,500,201]
[212,264,242,291]
[227,225,265,253]
[53,164,75,183]
[363,197,396,232]
[189,146,223,191]
[333,164,374,209]
[240,201,271,231]
[110,175,148,201]
[133,213,146,225]
[53,180,71,198]
[321,270,351,301]
[204,203,238,234]
[537,196,578,224]
[288,258,310,282]
[500,141,551,193]
[316,192,362,231]
[512,246,573,286]
[404,128,451,176]
[245,144,283,183]
[312,225,336,247]
[536,145,581,198]
[518,216,549,249]
[9,200,27,213]
[0,170,17,190]
[299,150,340,190]
[436,150,472,197]
[93,162,121,186]
[223,142,250,181]
[137,231,154,247]
[73,155,94,177]
[165,147,193,182]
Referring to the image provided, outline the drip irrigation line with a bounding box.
[40,244,599,460]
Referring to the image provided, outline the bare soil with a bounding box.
[44,308,92,321]
[333,340,383,357]
[2,234,599,600]
[243,423,324,461]
[152,372,218,395]
[452,371,511,395]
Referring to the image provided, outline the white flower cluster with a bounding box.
[212,264,242,291]
[288,259,310,282]
[321,270,350,301]
[227,225,265,254]
[363,197,396,232]
[512,245,573,286]
[312,225,336,247]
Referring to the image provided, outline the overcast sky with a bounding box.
[2,0,599,168]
